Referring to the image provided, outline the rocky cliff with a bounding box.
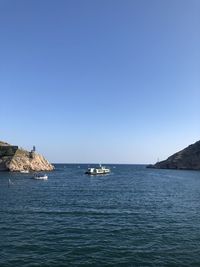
[0,141,54,172]
[147,140,200,170]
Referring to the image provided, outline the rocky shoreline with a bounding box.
[0,141,54,172]
[147,140,200,170]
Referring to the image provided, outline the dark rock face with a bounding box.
[147,140,200,170]
[0,145,18,157]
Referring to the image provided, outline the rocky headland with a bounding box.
[0,141,54,172]
[147,140,200,170]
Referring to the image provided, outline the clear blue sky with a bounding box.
[0,0,199,164]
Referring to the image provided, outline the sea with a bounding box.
[1,164,200,267]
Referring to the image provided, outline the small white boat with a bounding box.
[20,170,29,173]
[33,174,48,180]
[85,165,110,175]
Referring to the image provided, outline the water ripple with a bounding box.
[1,164,200,266]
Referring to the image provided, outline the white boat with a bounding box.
[20,170,29,173]
[85,165,110,175]
[33,174,48,180]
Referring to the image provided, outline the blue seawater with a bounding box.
[1,164,200,266]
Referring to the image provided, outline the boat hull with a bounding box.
[33,175,48,180]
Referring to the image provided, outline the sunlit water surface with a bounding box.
[1,164,200,266]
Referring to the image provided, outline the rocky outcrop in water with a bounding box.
[0,141,54,172]
[147,140,200,170]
